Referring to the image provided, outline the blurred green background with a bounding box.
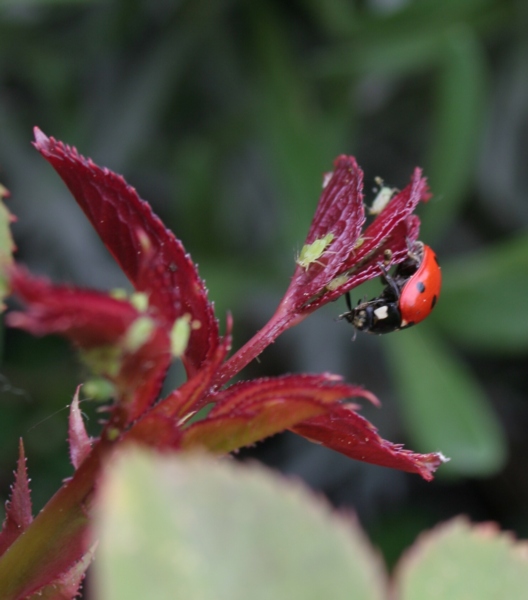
[1,0,528,579]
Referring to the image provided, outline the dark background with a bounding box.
[1,0,528,573]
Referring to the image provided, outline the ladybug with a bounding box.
[341,241,441,334]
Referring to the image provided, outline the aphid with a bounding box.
[368,177,398,215]
[297,232,334,270]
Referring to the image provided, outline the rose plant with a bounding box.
[0,129,445,598]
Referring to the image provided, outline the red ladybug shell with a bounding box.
[398,244,441,327]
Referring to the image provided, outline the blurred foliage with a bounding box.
[95,449,528,600]
[1,0,528,575]
[95,449,387,600]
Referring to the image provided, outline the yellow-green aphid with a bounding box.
[123,316,155,353]
[170,314,191,358]
[368,177,398,215]
[130,292,149,312]
[106,427,121,441]
[325,273,349,292]
[81,346,122,378]
[297,232,334,270]
[83,377,116,402]
[352,237,366,250]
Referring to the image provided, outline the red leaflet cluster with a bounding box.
[214,156,431,384]
[33,128,218,378]
[0,130,446,598]
[7,267,173,424]
[282,157,430,314]
[8,268,142,346]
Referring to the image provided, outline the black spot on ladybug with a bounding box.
[416,281,426,293]
[431,295,438,308]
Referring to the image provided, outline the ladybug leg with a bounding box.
[406,239,424,265]
[345,291,353,312]
[337,291,354,322]
[377,262,400,298]
[405,237,419,256]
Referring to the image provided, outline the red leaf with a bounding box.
[33,128,219,377]
[300,156,365,286]
[148,326,232,420]
[283,156,365,308]
[209,373,378,417]
[26,545,95,600]
[123,413,184,450]
[282,164,430,314]
[8,267,139,347]
[347,168,429,275]
[68,386,92,470]
[307,158,365,243]
[0,439,33,557]
[291,405,447,481]
[116,325,172,423]
[124,329,232,447]
[181,399,328,454]
[327,168,429,296]
[181,375,378,454]
[8,267,173,422]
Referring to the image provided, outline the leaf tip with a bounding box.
[33,126,49,149]
[419,451,450,481]
[69,385,92,470]
[0,437,33,556]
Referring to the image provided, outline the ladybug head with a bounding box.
[349,298,403,335]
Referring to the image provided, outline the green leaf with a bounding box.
[386,326,506,477]
[395,517,528,600]
[0,185,15,312]
[437,234,528,352]
[94,448,386,600]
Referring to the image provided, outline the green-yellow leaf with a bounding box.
[0,184,15,312]
[94,448,386,600]
[395,517,528,600]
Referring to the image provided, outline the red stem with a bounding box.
[213,302,304,388]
